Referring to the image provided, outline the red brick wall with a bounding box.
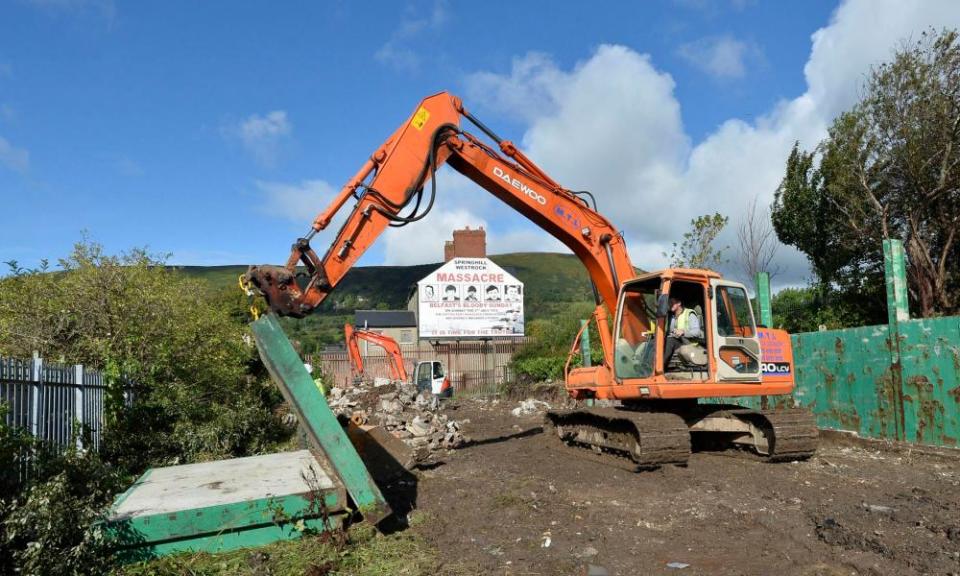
[444,226,486,261]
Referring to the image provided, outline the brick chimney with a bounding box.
[444,226,486,262]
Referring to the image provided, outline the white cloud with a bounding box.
[461,0,960,288]
[26,0,117,26]
[257,179,336,222]
[384,208,482,265]
[466,45,689,244]
[225,110,292,167]
[463,53,567,123]
[375,0,448,71]
[0,135,29,173]
[677,35,757,79]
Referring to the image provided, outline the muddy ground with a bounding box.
[396,398,960,576]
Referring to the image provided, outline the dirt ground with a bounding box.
[400,398,960,576]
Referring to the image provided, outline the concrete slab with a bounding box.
[110,450,337,520]
[104,450,349,561]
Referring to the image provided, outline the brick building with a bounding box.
[444,226,486,261]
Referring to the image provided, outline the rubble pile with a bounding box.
[327,380,469,454]
[511,398,552,417]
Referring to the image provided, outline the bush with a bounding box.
[0,239,295,574]
[1,404,123,576]
[0,240,292,468]
[1,448,122,576]
[511,302,604,384]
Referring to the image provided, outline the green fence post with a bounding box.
[580,319,591,368]
[883,240,910,325]
[580,319,594,407]
[882,239,908,441]
[755,272,773,328]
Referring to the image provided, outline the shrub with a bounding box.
[1,447,122,576]
[0,239,294,574]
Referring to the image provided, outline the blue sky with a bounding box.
[1,0,957,286]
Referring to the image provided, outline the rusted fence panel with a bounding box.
[755,241,960,448]
[790,317,960,447]
[792,325,900,440]
[893,317,959,446]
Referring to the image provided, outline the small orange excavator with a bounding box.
[344,324,452,396]
[245,92,816,468]
[344,323,408,382]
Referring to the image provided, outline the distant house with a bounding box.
[354,310,417,344]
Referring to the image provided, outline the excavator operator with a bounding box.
[663,296,702,371]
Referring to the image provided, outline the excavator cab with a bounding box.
[612,271,762,385]
[414,361,451,398]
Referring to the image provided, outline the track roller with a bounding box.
[687,406,818,462]
[544,408,690,469]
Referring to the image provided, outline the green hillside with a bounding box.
[178,252,595,352]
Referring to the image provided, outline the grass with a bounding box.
[113,516,445,576]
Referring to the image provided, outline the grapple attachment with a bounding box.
[243,238,331,318]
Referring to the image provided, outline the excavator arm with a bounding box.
[344,323,408,382]
[245,92,639,367]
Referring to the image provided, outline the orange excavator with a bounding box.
[245,92,817,468]
[344,323,408,382]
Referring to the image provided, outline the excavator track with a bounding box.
[691,405,819,462]
[743,407,818,462]
[544,408,690,470]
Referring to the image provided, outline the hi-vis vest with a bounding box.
[674,308,701,347]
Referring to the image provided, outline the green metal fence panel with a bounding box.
[897,317,960,447]
[251,314,391,524]
[789,317,960,448]
[791,324,900,440]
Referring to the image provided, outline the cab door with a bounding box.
[414,362,432,392]
[414,361,451,397]
[709,280,762,382]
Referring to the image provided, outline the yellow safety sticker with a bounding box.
[411,107,430,130]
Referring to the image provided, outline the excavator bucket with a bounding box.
[341,419,416,484]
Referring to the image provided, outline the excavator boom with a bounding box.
[245,92,631,367]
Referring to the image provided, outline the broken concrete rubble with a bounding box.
[326,379,469,460]
[511,398,552,417]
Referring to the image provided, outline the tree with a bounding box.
[737,196,782,291]
[665,213,729,270]
[0,239,290,470]
[770,287,851,333]
[772,28,960,319]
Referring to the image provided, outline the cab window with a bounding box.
[716,286,755,338]
[615,279,659,379]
